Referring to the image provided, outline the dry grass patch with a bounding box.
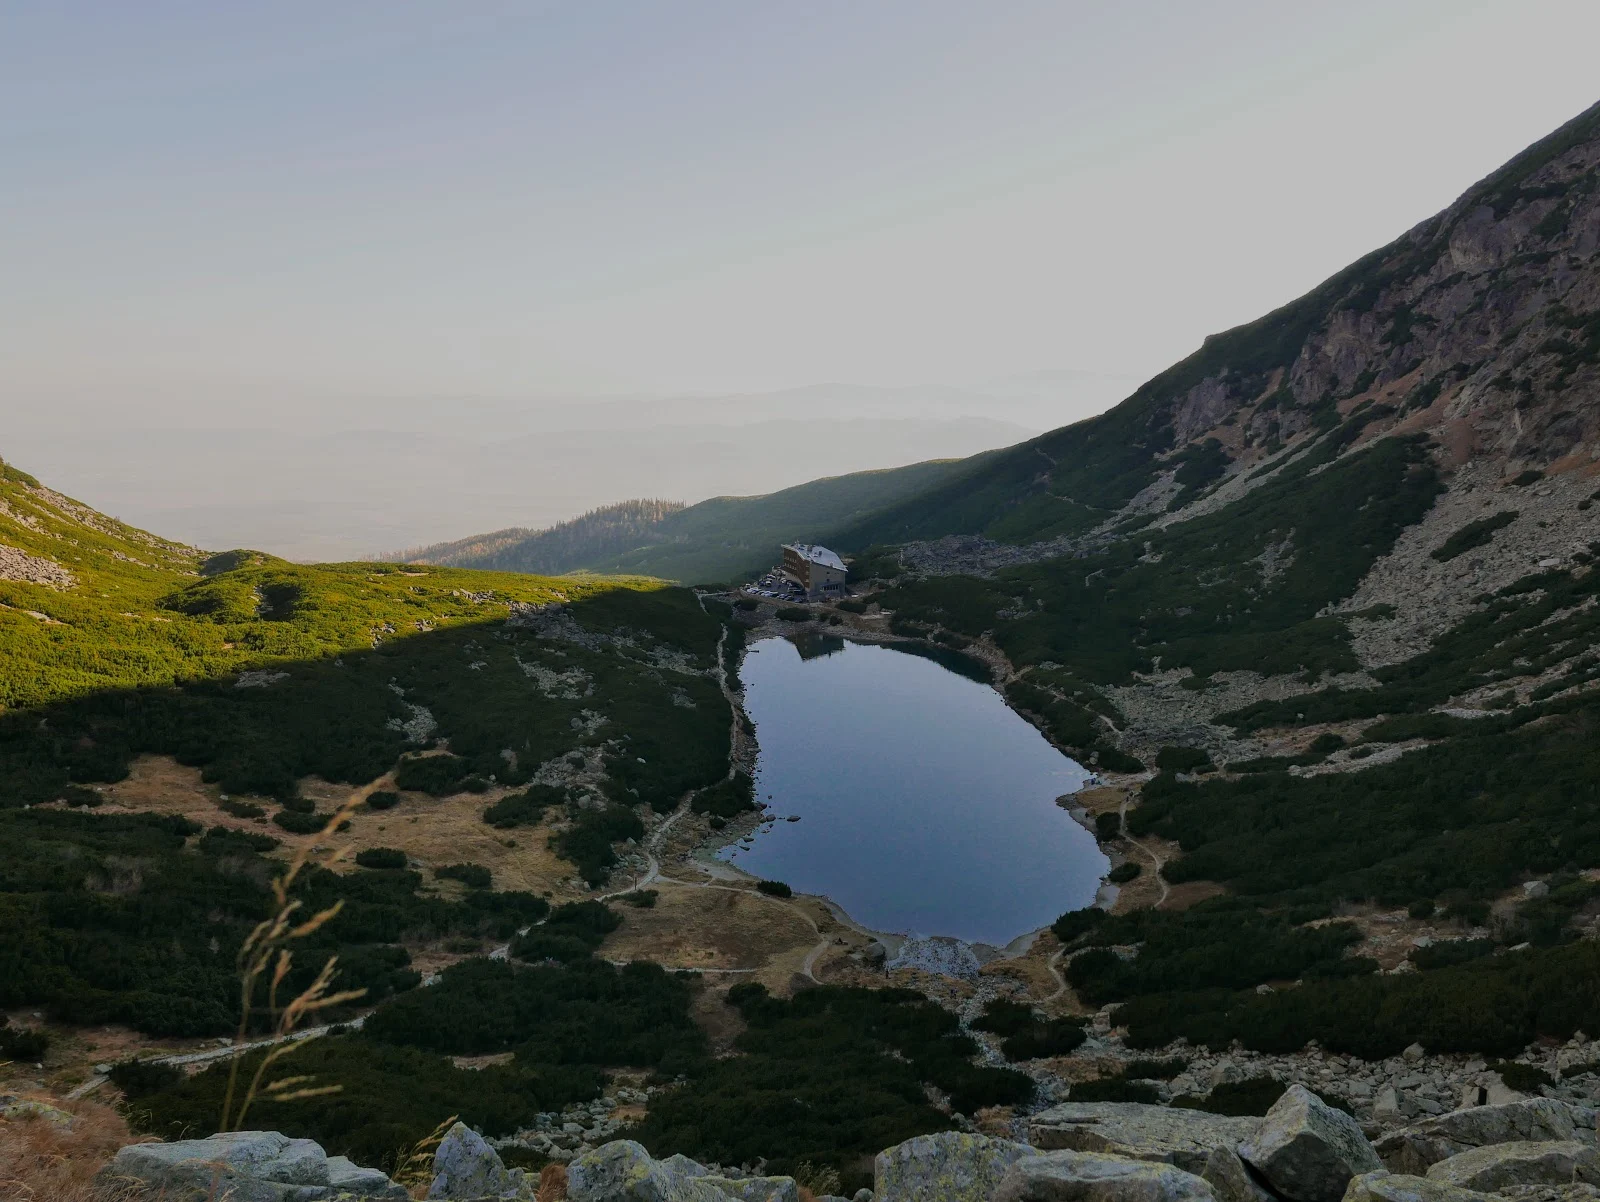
[0,1094,136,1202]
[601,886,815,974]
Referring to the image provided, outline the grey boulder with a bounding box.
[1341,1170,1496,1202]
[1029,1102,1258,1174]
[1425,1141,1600,1192]
[875,1132,1032,1202]
[429,1122,525,1200]
[1200,1145,1275,1202]
[702,1174,800,1202]
[1239,1084,1382,1202]
[1376,1100,1588,1176]
[98,1131,405,1202]
[567,1141,744,1202]
[991,1149,1218,1202]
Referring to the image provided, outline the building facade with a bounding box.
[780,543,847,600]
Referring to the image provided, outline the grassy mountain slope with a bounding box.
[0,455,736,1045]
[401,457,970,585]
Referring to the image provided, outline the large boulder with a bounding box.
[1341,1170,1496,1202]
[875,1132,1032,1202]
[1424,1141,1600,1193]
[1376,1100,1589,1175]
[568,1142,744,1202]
[702,1175,800,1202]
[991,1149,1217,1202]
[1200,1146,1275,1202]
[429,1122,526,1200]
[1029,1103,1259,1174]
[1238,1085,1382,1202]
[97,1131,406,1202]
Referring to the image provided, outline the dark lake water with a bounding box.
[718,635,1106,945]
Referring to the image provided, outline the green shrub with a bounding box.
[483,785,565,829]
[197,826,278,856]
[273,809,326,834]
[0,1020,49,1060]
[636,985,1029,1190]
[775,607,812,623]
[1094,812,1122,839]
[1068,1077,1160,1104]
[221,799,267,818]
[1489,1059,1554,1092]
[1108,862,1143,884]
[1431,511,1518,562]
[1511,470,1546,487]
[757,880,793,898]
[693,773,756,819]
[365,791,401,811]
[553,805,645,887]
[1124,1056,1189,1079]
[436,863,491,888]
[836,600,868,614]
[107,1058,181,1097]
[734,598,760,611]
[394,755,475,795]
[1155,747,1212,773]
[621,890,658,908]
[355,848,408,870]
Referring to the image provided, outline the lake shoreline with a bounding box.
[701,633,1106,951]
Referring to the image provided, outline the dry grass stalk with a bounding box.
[536,1163,568,1202]
[219,795,368,1133]
[389,1114,459,1198]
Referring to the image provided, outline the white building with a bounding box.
[781,543,847,600]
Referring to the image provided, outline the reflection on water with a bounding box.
[720,637,1106,945]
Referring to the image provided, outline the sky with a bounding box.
[3,2,1599,553]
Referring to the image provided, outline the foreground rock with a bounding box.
[1342,1170,1498,1202]
[1425,1142,1600,1193]
[1029,1103,1258,1174]
[430,1121,528,1199]
[1200,1146,1276,1202]
[876,1133,1032,1202]
[991,1149,1218,1202]
[1239,1085,1383,1202]
[98,1131,406,1202]
[568,1141,798,1202]
[1377,1102,1593,1176]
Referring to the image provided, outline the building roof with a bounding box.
[783,543,846,571]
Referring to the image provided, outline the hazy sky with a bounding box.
[4,2,1600,415]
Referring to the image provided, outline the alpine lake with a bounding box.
[718,634,1107,947]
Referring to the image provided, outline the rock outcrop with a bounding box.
[989,1149,1218,1202]
[1425,1142,1600,1193]
[1030,1103,1259,1174]
[567,1141,799,1202]
[1343,1170,1498,1202]
[1377,1101,1593,1175]
[875,1133,1032,1202]
[97,1131,406,1202]
[1239,1085,1383,1202]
